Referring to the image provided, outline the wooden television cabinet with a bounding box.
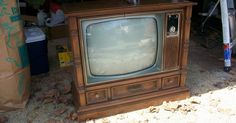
[63,0,196,121]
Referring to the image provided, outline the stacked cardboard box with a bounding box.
[48,24,68,39]
[0,0,30,111]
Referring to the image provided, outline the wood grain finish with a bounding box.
[111,79,161,99]
[164,36,180,70]
[64,0,196,121]
[162,75,180,89]
[68,17,87,106]
[164,12,181,70]
[63,0,196,17]
[180,6,193,87]
[86,89,108,104]
[77,87,190,121]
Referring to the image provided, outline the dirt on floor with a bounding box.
[1,29,236,123]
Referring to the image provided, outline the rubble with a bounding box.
[62,84,71,94]
[209,99,220,107]
[148,106,160,113]
[0,116,8,123]
[189,97,201,104]
[53,108,67,116]
[162,101,181,112]
[102,118,110,123]
[213,82,229,89]
[178,104,197,115]
[47,119,63,123]
[66,112,78,121]
[217,108,232,115]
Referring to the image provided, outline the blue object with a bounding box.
[223,44,231,72]
[24,27,49,75]
[18,44,30,68]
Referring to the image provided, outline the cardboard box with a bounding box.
[21,15,37,23]
[58,51,73,67]
[0,31,29,78]
[0,0,23,35]
[48,24,68,39]
[0,67,30,112]
[0,0,29,78]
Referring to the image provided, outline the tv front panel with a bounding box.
[81,15,164,84]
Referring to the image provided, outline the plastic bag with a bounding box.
[46,9,65,27]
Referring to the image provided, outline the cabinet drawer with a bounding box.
[111,79,161,99]
[86,89,108,104]
[162,75,180,89]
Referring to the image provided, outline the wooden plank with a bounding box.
[180,6,193,87]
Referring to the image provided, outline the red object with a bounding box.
[50,2,61,13]
[224,44,230,49]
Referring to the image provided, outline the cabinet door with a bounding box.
[164,13,181,70]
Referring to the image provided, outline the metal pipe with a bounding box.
[228,9,236,40]
[220,0,231,72]
[201,0,220,32]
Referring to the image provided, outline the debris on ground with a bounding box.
[66,112,78,121]
[47,119,64,123]
[209,99,220,107]
[189,97,201,104]
[213,82,229,89]
[148,106,160,113]
[53,108,67,116]
[0,116,8,123]
[162,101,181,112]
[179,104,197,115]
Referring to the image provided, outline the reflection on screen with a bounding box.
[86,18,158,76]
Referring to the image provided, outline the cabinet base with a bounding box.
[73,87,190,121]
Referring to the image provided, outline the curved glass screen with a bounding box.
[86,18,158,76]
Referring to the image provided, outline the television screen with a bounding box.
[82,15,164,84]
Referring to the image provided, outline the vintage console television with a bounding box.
[63,0,196,121]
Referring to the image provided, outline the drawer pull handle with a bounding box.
[168,80,174,83]
[95,93,100,98]
[128,84,143,92]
